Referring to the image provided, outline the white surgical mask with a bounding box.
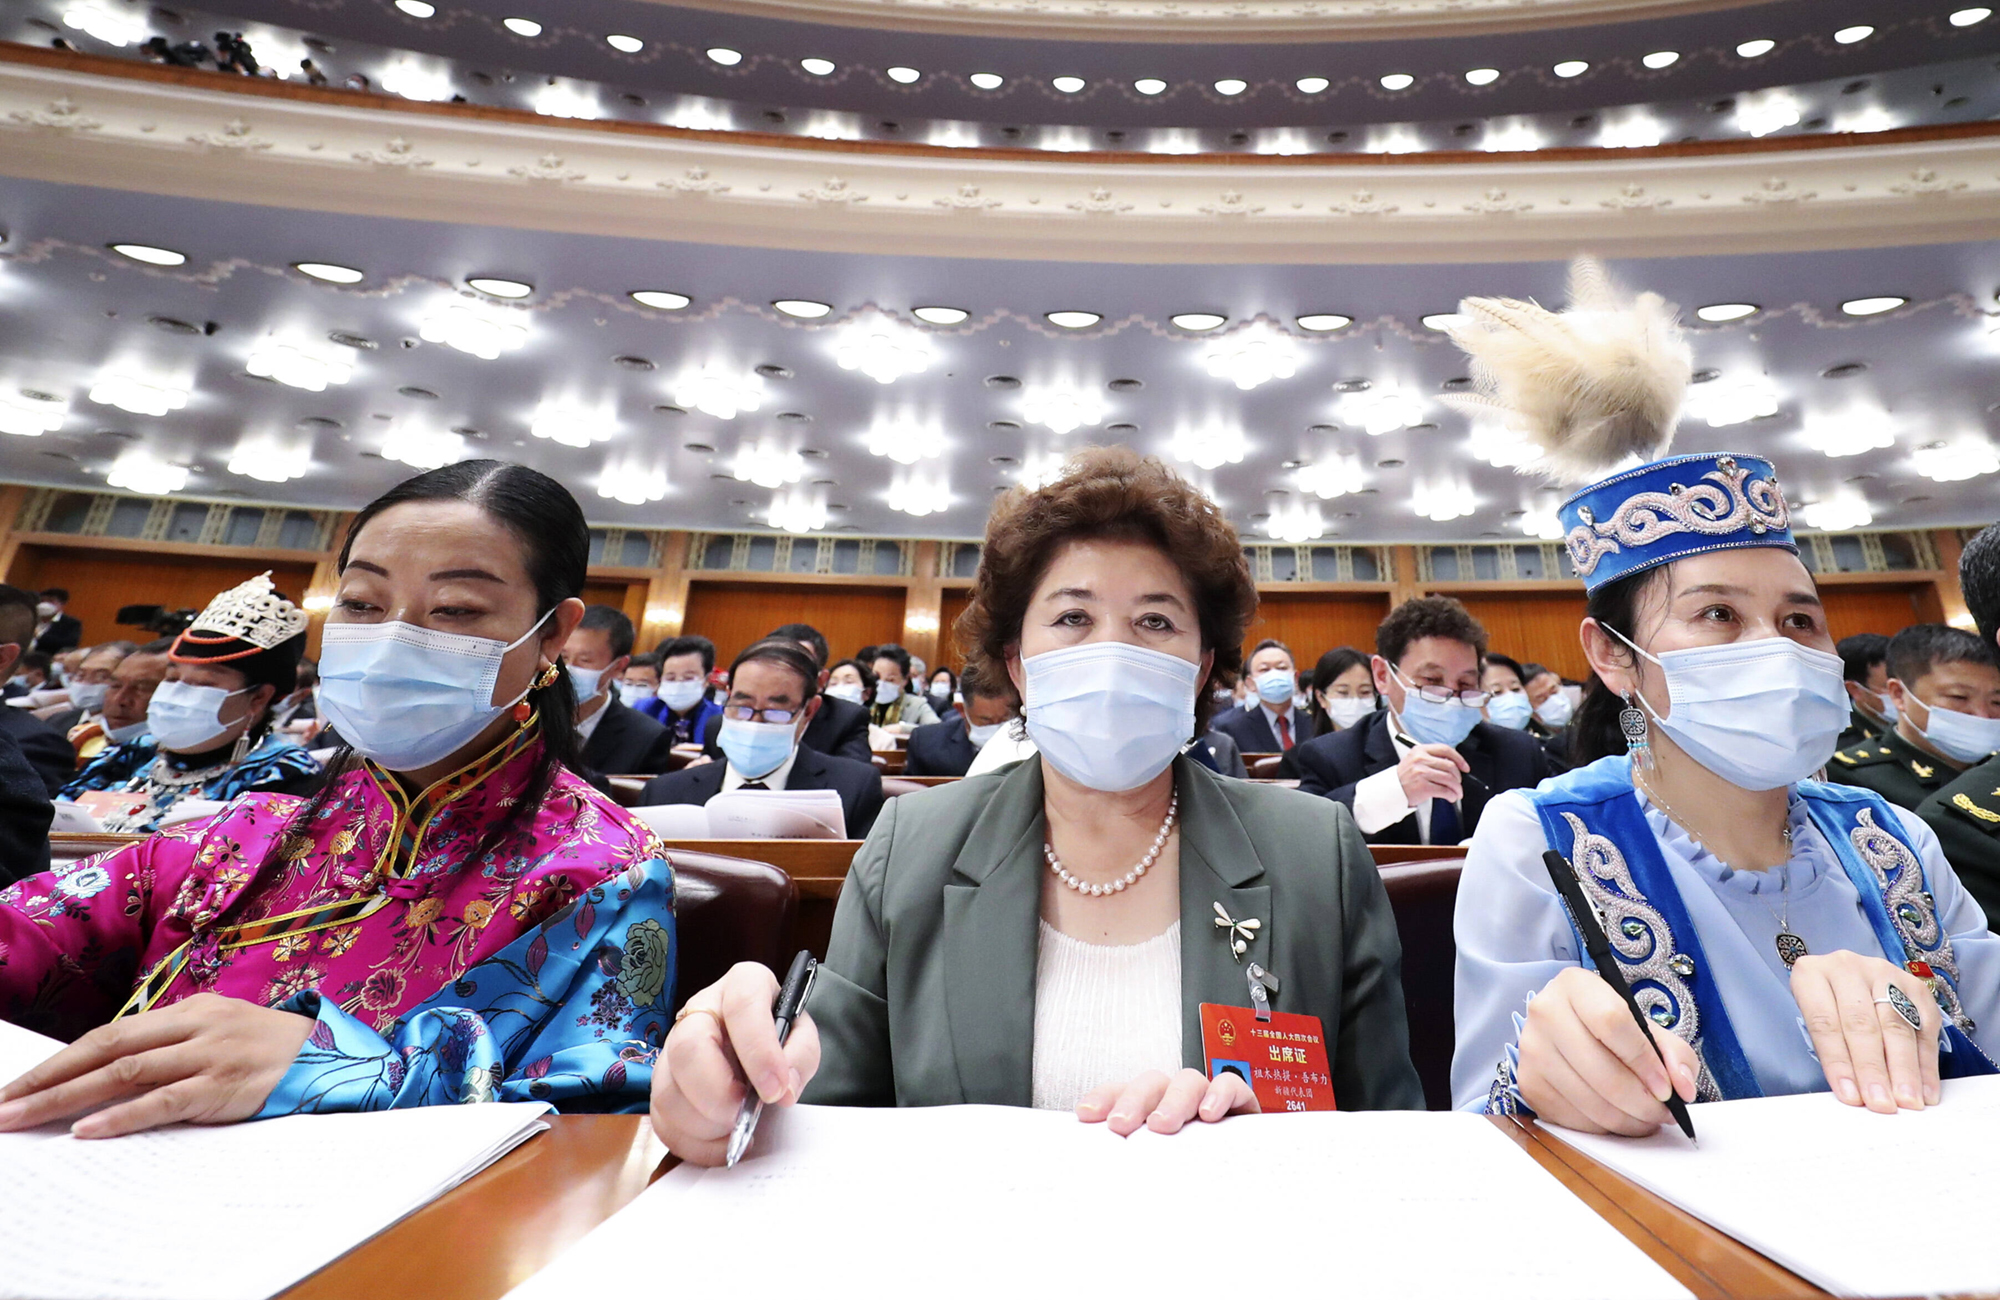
[1614,628,1847,791]
[1391,667,1482,749]
[1253,670,1295,706]
[35,602,56,620]
[718,717,796,780]
[826,682,867,706]
[146,680,251,753]
[621,683,657,710]
[68,681,110,714]
[105,718,149,744]
[966,720,1004,747]
[1905,690,2000,766]
[874,680,902,706]
[569,664,606,704]
[316,612,551,771]
[1533,691,1574,729]
[658,679,707,713]
[1486,691,1534,730]
[1023,642,1198,792]
[1323,696,1375,729]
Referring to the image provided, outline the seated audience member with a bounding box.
[1520,662,1571,731]
[1305,647,1377,736]
[903,664,1020,778]
[1212,638,1314,754]
[1190,727,1249,778]
[868,642,939,731]
[1482,652,1572,773]
[651,447,1421,1166]
[565,605,679,776]
[4,651,51,701]
[269,658,318,730]
[31,588,81,656]
[60,575,323,832]
[1828,624,2000,811]
[0,588,91,795]
[925,667,959,720]
[71,638,170,764]
[1920,523,2000,925]
[767,622,873,762]
[1836,632,1896,750]
[44,640,137,740]
[639,638,883,838]
[1291,596,1552,846]
[825,657,875,708]
[619,652,661,715]
[0,461,674,1135]
[651,635,721,747]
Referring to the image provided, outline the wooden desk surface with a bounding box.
[277,1112,1825,1300]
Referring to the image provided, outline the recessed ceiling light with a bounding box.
[394,0,435,16]
[800,57,835,75]
[630,290,691,310]
[1296,314,1352,332]
[706,47,743,66]
[969,72,1003,90]
[502,17,542,36]
[467,276,532,298]
[773,299,833,318]
[1833,25,1874,43]
[1642,50,1679,69]
[1213,78,1248,96]
[1170,312,1226,331]
[1295,76,1329,94]
[1841,296,1906,316]
[1552,60,1589,77]
[1736,38,1776,57]
[1419,313,1460,331]
[605,33,642,53]
[1464,67,1500,86]
[1133,77,1167,95]
[912,305,969,325]
[887,66,921,84]
[1379,72,1415,91]
[1696,302,1759,322]
[1051,75,1086,93]
[293,261,363,284]
[109,243,185,266]
[1951,8,1992,26]
[1045,311,1102,329]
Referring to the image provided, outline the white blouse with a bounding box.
[1030,919,1183,1112]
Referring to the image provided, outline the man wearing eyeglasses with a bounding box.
[636,637,883,838]
[1292,596,1552,846]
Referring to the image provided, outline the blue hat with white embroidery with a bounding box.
[1440,257,1796,593]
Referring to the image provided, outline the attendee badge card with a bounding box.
[1199,1004,1336,1112]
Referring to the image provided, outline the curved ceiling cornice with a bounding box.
[7,57,2000,264]
[619,0,1759,41]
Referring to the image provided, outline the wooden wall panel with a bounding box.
[1448,591,1592,683]
[1818,585,1927,641]
[1243,593,1392,668]
[680,580,908,667]
[580,579,649,638]
[7,545,316,653]
[938,588,974,672]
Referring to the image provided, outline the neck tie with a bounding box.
[1276,713,1292,750]
[1429,797,1461,847]
[741,780,768,791]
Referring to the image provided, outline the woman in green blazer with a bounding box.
[653,448,1422,1165]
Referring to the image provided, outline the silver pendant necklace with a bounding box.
[1639,774,1804,968]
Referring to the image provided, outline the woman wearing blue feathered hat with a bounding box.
[1448,259,2000,1131]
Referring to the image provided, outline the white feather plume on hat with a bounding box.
[1439,256,1693,487]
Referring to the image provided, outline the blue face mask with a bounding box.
[146,680,252,753]
[316,611,551,772]
[569,664,606,704]
[1392,667,1482,748]
[658,678,707,714]
[1486,691,1534,730]
[1253,669,1295,706]
[717,717,797,780]
[1024,641,1199,792]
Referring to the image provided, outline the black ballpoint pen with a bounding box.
[726,949,818,1167]
[1541,849,1698,1144]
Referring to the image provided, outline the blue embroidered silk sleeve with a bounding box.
[255,856,676,1117]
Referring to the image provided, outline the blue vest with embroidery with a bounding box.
[1528,756,1993,1101]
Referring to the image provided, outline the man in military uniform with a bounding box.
[1836,632,1895,751]
[1918,523,2000,927]
[1827,623,2000,811]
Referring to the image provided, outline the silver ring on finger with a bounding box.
[1875,985,1923,1032]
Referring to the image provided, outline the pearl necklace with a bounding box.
[1045,792,1179,897]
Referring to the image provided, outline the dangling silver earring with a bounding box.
[1620,693,1653,773]
[229,729,253,766]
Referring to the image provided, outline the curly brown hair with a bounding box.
[1376,595,1489,664]
[956,445,1257,734]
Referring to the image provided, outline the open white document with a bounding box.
[0,1082,551,1300]
[1554,1074,2000,1297]
[0,1018,63,1085]
[632,789,846,839]
[505,1104,1692,1300]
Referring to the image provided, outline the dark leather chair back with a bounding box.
[1378,859,1463,1111]
[881,777,928,798]
[667,850,799,1014]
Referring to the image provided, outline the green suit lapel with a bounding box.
[941,758,1046,1105]
[1174,757,1273,1069]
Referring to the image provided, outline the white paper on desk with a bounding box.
[0,1019,64,1086]
[1554,1074,2000,1297]
[703,789,845,839]
[48,801,106,834]
[0,1101,553,1300]
[505,1104,1691,1300]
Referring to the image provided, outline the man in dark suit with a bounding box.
[30,588,81,656]
[767,621,872,764]
[565,605,679,776]
[1292,596,1550,846]
[1210,638,1315,756]
[904,663,1019,778]
[641,638,882,838]
[0,585,81,796]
